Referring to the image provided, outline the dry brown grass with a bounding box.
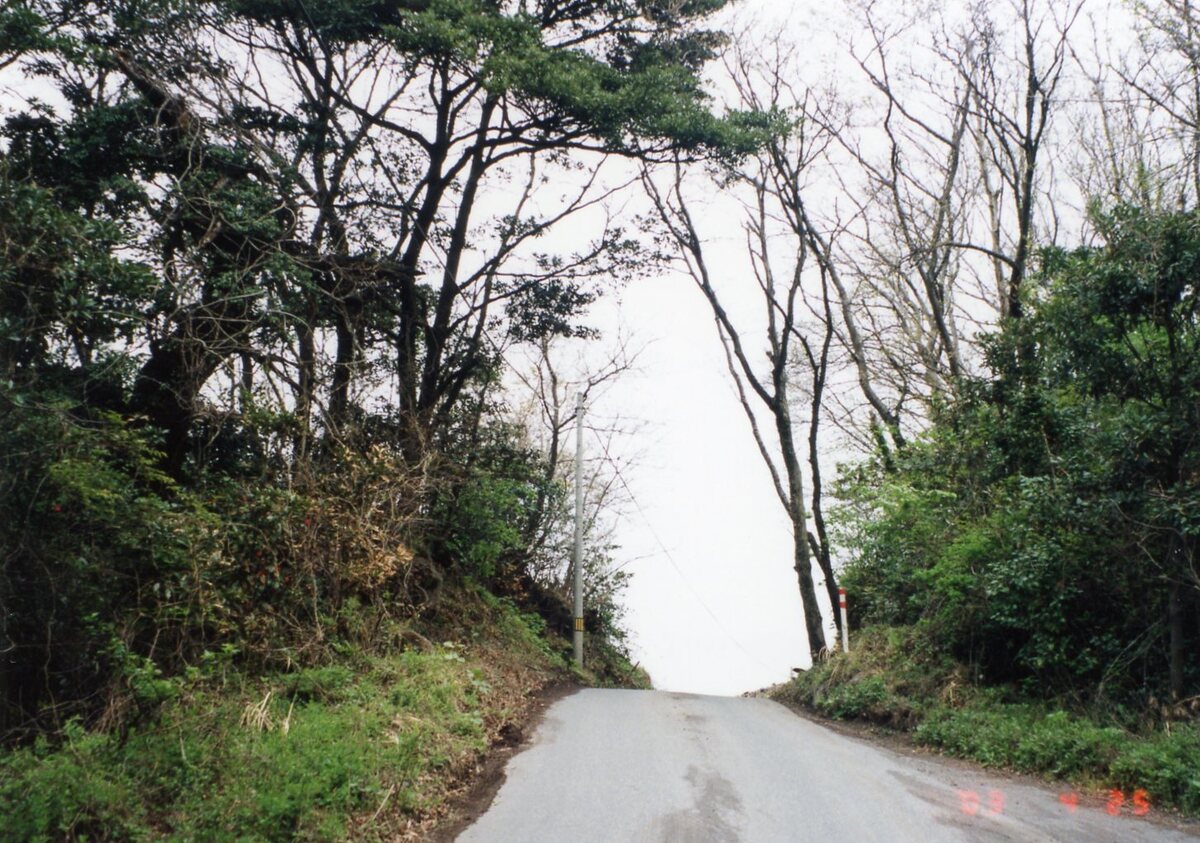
[239,691,275,732]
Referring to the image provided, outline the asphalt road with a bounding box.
[457,688,1200,842]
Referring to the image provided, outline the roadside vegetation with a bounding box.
[918,708,1200,816]
[0,587,648,841]
[775,627,1200,816]
[775,207,1200,816]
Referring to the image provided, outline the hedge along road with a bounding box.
[456,689,1200,842]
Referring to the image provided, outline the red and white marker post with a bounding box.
[838,587,849,653]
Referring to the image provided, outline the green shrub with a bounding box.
[1110,726,1200,815]
[441,472,533,579]
[0,646,494,842]
[833,208,1200,698]
[915,705,1124,777]
[815,675,891,719]
[913,704,1200,814]
[773,626,1200,816]
[0,405,220,732]
[281,665,356,702]
[0,723,150,842]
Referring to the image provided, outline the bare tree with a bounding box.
[1068,0,1200,212]
[507,335,643,587]
[822,5,974,386]
[642,63,844,658]
[1124,0,1200,203]
[769,0,1081,447]
[501,336,645,642]
[962,0,1081,319]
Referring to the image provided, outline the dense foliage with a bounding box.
[0,0,743,739]
[838,207,1200,704]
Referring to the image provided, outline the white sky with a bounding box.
[571,0,849,696]
[594,271,823,695]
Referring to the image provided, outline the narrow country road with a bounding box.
[457,689,1200,842]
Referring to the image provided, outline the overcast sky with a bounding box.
[592,273,823,696]
[539,0,855,696]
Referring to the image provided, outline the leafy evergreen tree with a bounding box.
[840,208,1200,702]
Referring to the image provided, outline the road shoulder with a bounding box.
[766,691,1200,838]
[427,682,580,842]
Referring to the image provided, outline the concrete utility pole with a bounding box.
[572,392,585,667]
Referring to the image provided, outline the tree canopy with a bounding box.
[0,0,761,734]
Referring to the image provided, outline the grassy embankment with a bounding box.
[0,586,648,842]
[771,626,1200,817]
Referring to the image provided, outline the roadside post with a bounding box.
[839,588,849,653]
[572,392,585,667]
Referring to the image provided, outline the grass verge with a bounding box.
[0,586,648,841]
[770,626,1200,817]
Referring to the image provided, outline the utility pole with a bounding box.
[572,392,585,667]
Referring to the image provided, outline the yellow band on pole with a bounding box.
[574,617,584,632]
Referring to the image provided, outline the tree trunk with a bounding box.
[1169,577,1185,702]
[790,508,827,661]
[132,314,248,476]
[329,305,356,430]
[776,398,827,661]
[806,366,839,637]
[294,316,316,464]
